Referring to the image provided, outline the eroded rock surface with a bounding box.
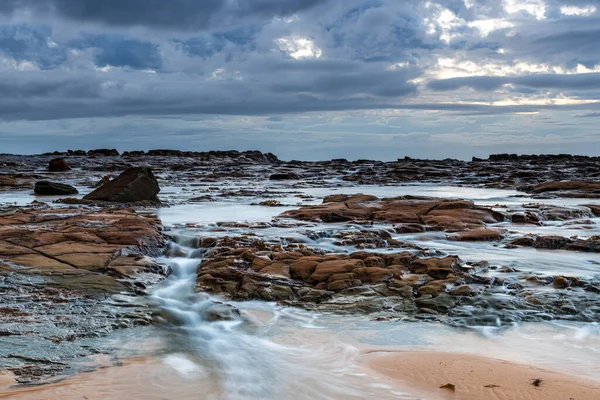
[0,205,166,382]
[185,235,600,324]
[280,195,504,232]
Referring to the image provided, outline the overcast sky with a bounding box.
[1,0,600,160]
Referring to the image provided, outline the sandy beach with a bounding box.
[365,351,600,400]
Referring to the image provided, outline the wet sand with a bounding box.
[0,357,219,400]
[364,351,600,400]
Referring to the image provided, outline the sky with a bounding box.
[1,0,600,160]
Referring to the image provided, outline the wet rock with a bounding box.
[509,235,600,252]
[448,228,503,241]
[393,223,426,233]
[322,194,379,203]
[530,180,600,197]
[48,158,70,172]
[269,172,299,180]
[553,276,571,289]
[84,167,160,203]
[333,229,404,249]
[510,211,541,224]
[409,256,463,280]
[280,195,503,231]
[584,204,600,217]
[34,181,79,195]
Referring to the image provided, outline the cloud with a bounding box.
[0,0,324,30]
[0,0,600,158]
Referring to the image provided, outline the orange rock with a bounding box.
[410,256,463,280]
[260,262,291,279]
[448,229,504,241]
[354,267,394,283]
[309,259,366,283]
[290,257,321,280]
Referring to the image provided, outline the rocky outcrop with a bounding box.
[48,157,70,172]
[0,206,164,284]
[34,181,79,195]
[279,195,504,232]
[83,167,160,203]
[188,236,600,323]
[0,205,166,383]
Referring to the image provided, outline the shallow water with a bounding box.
[2,183,600,399]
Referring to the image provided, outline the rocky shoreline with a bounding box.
[0,149,599,386]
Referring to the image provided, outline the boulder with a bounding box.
[34,181,79,195]
[48,158,70,172]
[83,167,160,203]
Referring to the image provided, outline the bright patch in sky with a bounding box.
[276,36,322,59]
[504,0,547,19]
[468,19,514,36]
[560,5,597,16]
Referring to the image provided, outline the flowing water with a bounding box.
[1,183,600,399]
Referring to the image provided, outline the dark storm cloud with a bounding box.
[0,0,324,30]
[70,35,162,70]
[0,25,66,69]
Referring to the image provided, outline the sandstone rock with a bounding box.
[322,194,379,203]
[48,158,70,172]
[84,167,160,203]
[409,256,463,280]
[448,228,503,241]
[309,259,365,284]
[280,195,503,231]
[34,181,79,195]
[531,181,600,194]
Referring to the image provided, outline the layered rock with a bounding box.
[279,195,504,232]
[0,205,166,383]
[0,205,165,289]
[189,236,600,322]
[509,235,600,252]
[529,181,600,198]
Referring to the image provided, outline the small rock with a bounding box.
[439,383,456,391]
[553,276,570,289]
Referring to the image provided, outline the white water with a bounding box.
[149,240,414,400]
